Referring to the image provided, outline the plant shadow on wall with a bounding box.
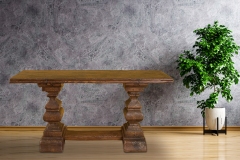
[176,21,240,118]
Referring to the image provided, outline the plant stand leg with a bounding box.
[217,117,219,136]
[225,117,227,135]
[203,117,205,135]
[122,83,148,153]
[38,83,66,153]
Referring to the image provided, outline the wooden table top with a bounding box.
[9,70,174,84]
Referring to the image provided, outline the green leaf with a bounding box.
[176,20,240,117]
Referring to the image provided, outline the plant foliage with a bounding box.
[176,21,240,117]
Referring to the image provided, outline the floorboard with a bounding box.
[0,131,240,160]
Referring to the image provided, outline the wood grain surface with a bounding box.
[9,70,174,83]
[1,130,240,160]
[64,130,122,140]
[9,70,174,153]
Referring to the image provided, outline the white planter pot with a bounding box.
[205,108,225,130]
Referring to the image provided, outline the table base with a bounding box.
[39,126,147,153]
[37,83,148,153]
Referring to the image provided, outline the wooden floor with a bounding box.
[0,130,240,160]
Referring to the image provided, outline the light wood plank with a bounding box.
[0,130,240,160]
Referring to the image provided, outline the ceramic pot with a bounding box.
[205,108,225,130]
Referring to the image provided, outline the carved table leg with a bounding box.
[122,83,148,153]
[38,83,66,153]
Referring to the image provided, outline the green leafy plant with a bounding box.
[176,21,240,117]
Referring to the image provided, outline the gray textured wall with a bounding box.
[1,0,240,126]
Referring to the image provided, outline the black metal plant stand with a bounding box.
[203,117,227,136]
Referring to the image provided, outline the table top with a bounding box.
[9,70,174,84]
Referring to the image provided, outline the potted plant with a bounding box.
[176,21,240,130]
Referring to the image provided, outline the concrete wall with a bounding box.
[1,0,240,126]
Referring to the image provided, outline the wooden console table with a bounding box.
[10,70,173,153]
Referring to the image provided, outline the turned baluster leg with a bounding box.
[38,83,66,153]
[122,83,148,153]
